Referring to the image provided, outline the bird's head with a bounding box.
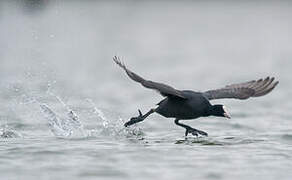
[211,105,231,119]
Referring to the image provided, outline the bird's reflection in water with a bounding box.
[174,136,265,146]
[175,137,225,146]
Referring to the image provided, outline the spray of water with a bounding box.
[0,125,22,138]
[85,98,144,138]
[39,91,143,138]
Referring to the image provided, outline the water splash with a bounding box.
[86,99,106,120]
[40,104,70,137]
[39,94,143,139]
[86,98,144,138]
[54,95,84,132]
[39,101,86,138]
[33,84,144,138]
[0,125,22,138]
[86,98,107,126]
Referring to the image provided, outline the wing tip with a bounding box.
[252,76,279,97]
[113,55,126,70]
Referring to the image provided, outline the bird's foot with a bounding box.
[185,128,208,137]
[124,109,144,127]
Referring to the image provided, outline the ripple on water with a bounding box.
[280,134,292,145]
[281,134,292,141]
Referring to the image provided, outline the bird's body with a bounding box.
[156,91,211,119]
[113,56,279,136]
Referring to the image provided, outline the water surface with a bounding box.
[1,1,292,180]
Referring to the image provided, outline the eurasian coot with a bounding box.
[113,56,279,136]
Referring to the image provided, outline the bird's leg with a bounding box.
[124,108,156,127]
[174,119,208,137]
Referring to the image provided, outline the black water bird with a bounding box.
[113,56,279,136]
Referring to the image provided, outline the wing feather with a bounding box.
[203,77,279,100]
[113,56,186,99]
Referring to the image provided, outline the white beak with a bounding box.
[223,106,231,119]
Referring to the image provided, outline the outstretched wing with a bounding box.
[203,77,279,100]
[113,56,186,99]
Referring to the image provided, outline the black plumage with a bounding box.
[113,56,279,136]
